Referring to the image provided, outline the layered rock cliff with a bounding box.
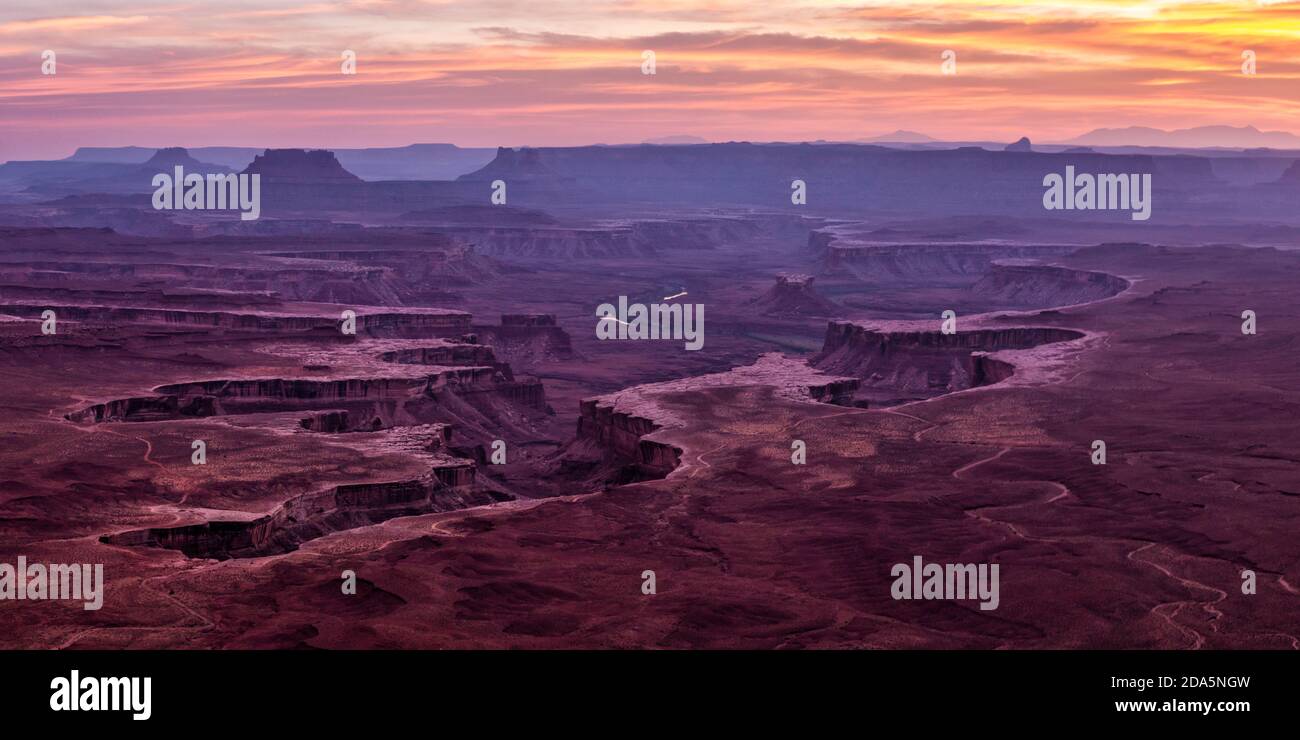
[811,322,1084,396]
[822,242,1074,282]
[575,398,681,479]
[969,264,1129,308]
[2,303,471,336]
[102,465,503,560]
[471,314,574,369]
[67,364,545,423]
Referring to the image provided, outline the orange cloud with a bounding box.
[0,0,1297,160]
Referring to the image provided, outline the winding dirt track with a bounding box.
[1126,543,1227,650]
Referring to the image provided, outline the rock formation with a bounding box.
[748,274,840,317]
[970,265,1129,308]
[811,321,1084,397]
[241,149,363,183]
[139,147,233,174]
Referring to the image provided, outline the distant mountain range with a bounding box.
[1065,125,1300,150]
[642,135,710,145]
[858,130,938,144]
[857,126,1300,150]
[6,140,1300,225]
[62,143,495,180]
[44,126,1300,181]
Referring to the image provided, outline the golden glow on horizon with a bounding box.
[0,0,1297,157]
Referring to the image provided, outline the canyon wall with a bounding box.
[1,304,471,336]
[970,264,1130,308]
[103,468,501,560]
[576,398,682,479]
[812,322,1085,394]
[68,365,546,423]
[472,314,573,369]
[822,242,1075,282]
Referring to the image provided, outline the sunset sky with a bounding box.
[1,0,1298,160]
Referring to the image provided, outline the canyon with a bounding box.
[0,144,1296,649]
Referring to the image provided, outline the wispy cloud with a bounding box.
[1,1,1297,159]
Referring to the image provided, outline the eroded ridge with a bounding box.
[102,424,506,559]
[64,314,558,558]
[560,353,858,484]
[811,321,1086,403]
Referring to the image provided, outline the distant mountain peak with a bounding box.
[138,147,231,173]
[860,130,937,143]
[460,146,558,180]
[749,274,840,318]
[1005,137,1033,152]
[1068,125,1300,150]
[241,149,361,182]
[143,147,200,167]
